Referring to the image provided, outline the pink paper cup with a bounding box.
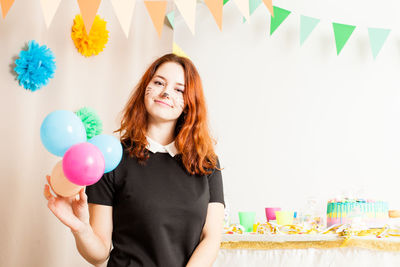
[265,207,281,221]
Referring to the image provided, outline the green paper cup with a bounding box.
[275,211,294,225]
[238,211,256,232]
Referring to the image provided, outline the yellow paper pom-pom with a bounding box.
[71,14,109,57]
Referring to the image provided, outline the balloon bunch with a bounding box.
[40,109,122,197]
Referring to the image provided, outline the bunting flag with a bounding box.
[0,0,14,18]
[243,0,262,23]
[173,42,190,59]
[233,0,249,21]
[166,10,175,29]
[77,0,102,34]
[332,22,356,55]
[40,0,62,28]
[300,15,320,46]
[110,0,136,38]
[250,0,262,15]
[368,27,390,59]
[204,0,223,31]
[2,1,395,60]
[270,6,291,35]
[262,0,273,17]
[144,1,167,38]
[174,0,197,35]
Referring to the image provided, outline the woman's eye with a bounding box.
[154,81,163,86]
[176,89,184,93]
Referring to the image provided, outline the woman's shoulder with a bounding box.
[120,138,144,162]
[121,138,133,149]
[121,138,141,153]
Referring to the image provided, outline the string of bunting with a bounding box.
[0,0,392,58]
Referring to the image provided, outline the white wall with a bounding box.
[174,0,400,224]
[0,0,172,266]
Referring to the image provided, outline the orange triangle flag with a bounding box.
[262,0,273,17]
[1,0,14,18]
[144,1,167,38]
[204,0,223,31]
[77,0,102,34]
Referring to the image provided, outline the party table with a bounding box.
[213,234,400,267]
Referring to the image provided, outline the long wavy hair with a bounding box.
[115,53,219,176]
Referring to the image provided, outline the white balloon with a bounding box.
[50,160,84,197]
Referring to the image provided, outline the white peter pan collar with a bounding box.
[145,135,178,157]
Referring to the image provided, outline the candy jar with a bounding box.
[223,199,230,228]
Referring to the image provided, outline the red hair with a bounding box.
[115,53,219,176]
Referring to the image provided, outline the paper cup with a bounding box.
[275,211,294,225]
[238,211,256,232]
[265,207,281,221]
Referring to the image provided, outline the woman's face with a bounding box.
[144,62,186,123]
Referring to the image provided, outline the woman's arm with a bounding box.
[186,202,225,267]
[44,177,113,266]
[72,204,113,266]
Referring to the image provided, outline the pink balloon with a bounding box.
[62,142,105,186]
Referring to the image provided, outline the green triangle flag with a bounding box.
[250,0,262,15]
[332,23,356,55]
[300,15,320,46]
[243,0,262,23]
[368,27,390,59]
[166,10,174,29]
[223,0,230,5]
[270,6,291,35]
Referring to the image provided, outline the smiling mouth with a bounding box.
[154,100,172,108]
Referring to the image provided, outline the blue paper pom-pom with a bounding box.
[14,40,56,91]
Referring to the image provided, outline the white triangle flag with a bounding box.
[40,0,62,28]
[174,0,197,35]
[111,0,136,38]
[233,0,249,20]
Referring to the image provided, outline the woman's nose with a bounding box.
[160,86,173,97]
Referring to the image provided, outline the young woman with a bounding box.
[43,53,225,267]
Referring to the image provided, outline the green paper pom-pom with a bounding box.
[75,107,103,140]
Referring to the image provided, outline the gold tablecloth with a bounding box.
[221,236,400,252]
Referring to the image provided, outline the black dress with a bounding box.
[86,145,225,267]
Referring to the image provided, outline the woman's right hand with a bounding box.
[44,175,90,234]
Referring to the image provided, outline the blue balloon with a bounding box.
[40,110,86,157]
[88,134,123,173]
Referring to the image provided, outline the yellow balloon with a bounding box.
[50,160,83,197]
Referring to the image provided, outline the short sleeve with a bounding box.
[85,170,115,206]
[207,157,225,207]
[85,150,127,206]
